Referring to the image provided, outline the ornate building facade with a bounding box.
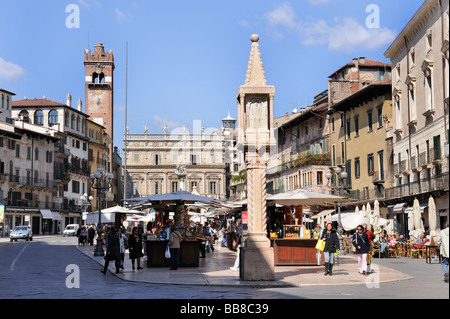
[124,117,238,201]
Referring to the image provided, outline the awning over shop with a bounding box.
[52,212,63,221]
[41,209,55,220]
[40,209,63,221]
[390,202,407,213]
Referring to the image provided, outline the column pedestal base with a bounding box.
[239,236,274,281]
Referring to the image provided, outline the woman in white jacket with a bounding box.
[436,224,449,283]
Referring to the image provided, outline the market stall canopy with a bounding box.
[311,209,336,220]
[123,191,222,205]
[98,205,144,215]
[268,190,349,207]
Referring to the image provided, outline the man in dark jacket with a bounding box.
[321,223,339,276]
[101,227,121,274]
[88,226,95,246]
[352,225,370,275]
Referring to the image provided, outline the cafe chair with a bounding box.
[372,243,381,258]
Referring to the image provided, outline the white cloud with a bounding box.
[115,8,133,22]
[0,57,25,81]
[265,3,297,29]
[154,115,180,131]
[327,18,396,52]
[238,19,251,29]
[264,3,397,53]
[77,0,101,9]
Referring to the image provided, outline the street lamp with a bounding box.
[80,193,93,226]
[89,167,114,256]
[80,193,94,211]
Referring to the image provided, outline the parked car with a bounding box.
[63,224,80,237]
[10,226,33,242]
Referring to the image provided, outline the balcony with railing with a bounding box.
[385,173,449,199]
[54,146,71,158]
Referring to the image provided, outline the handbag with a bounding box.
[315,239,325,251]
[165,245,171,259]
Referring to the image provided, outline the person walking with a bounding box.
[168,225,182,270]
[352,225,370,275]
[129,227,143,270]
[101,227,121,275]
[88,225,95,246]
[436,223,449,283]
[79,227,88,246]
[321,223,339,276]
[118,228,127,269]
[363,224,375,273]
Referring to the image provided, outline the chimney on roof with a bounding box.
[66,92,72,107]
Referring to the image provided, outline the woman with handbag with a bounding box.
[321,223,339,276]
[129,227,143,270]
[352,225,370,275]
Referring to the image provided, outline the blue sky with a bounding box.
[0,0,424,153]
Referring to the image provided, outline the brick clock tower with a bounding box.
[84,43,115,143]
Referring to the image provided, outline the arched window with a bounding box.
[34,170,39,184]
[49,110,59,126]
[34,110,44,126]
[35,147,39,161]
[76,116,80,131]
[71,114,75,129]
[65,112,69,127]
[19,110,30,123]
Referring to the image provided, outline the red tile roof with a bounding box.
[329,58,391,78]
[12,98,67,107]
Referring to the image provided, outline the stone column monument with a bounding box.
[237,34,276,281]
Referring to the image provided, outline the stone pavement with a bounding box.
[77,243,413,288]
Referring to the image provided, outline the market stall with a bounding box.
[268,190,349,266]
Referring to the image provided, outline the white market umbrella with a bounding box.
[355,206,360,214]
[428,196,437,238]
[413,198,424,238]
[408,209,415,239]
[373,200,381,239]
[341,211,389,232]
[365,203,372,226]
